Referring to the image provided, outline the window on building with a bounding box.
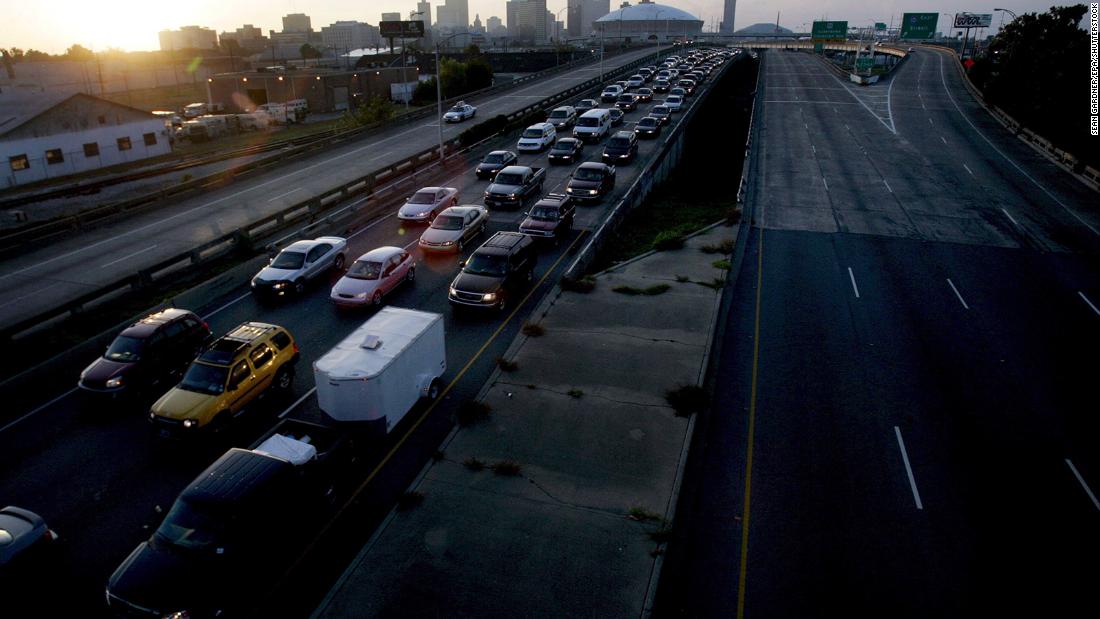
[97,115,107,125]
[117,136,132,151]
[45,149,64,165]
[143,132,157,146]
[9,154,30,171]
[84,143,100,157]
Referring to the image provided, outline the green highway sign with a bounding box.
[856,57,874,69]
[814,43,824,52]
[811,21,848,42]
[899,13,938,40]
[875,22,888,30]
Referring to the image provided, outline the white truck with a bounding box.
[313,307,446,434]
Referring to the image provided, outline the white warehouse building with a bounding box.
[0,92,172,189]
[594,0,703,42]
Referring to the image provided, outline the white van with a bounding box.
[573,108,611,142]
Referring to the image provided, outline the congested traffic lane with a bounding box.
[0,47,664,334]
[0,61,724,615]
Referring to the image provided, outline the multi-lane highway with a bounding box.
[658,48,1100,618]
[0,50,736,616]
[0,47,661,333]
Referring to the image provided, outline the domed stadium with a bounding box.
[594,0,704,42]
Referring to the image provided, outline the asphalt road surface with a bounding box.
[0,55,733,616]
[0,47,660,333]
[658,49,1100,618]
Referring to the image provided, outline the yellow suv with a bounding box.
[149,322,299,435]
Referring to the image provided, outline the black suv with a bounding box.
[448,232,536,312]
[106,448,309,617]
[602,131,639,164]
[78,308,212,404]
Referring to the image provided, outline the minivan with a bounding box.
[573,108,612,142]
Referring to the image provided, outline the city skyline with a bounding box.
[6,1,1059,54]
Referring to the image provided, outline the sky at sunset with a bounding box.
[5,1,1064,54]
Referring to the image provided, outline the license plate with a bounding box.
[159,428,171,438]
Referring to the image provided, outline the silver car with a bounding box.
[443,101,477,123]
[251,236,348,297]
[398,187,460,224]
[418,205,489,253]
[330,246,416,307]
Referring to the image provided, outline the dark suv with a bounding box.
[448,232,536,312]
[602,131,639,164]
[78,308,212,403]
[106,448,309,617]
[519,193,575,245]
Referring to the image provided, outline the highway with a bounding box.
[0,47,660,334]
[0,53,731,616]
[657,48,1100,618]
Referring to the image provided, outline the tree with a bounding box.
[969,4,1092,166]
[342,95,396,127]
[465,57,493,91]
[65,44,94,60]
[24,49,51,61]
[439,57,467,99]
[299,43,323,60]
[463,44,482,57]
[5,48,24,61]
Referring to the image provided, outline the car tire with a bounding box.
[334,254,346,270]
[372,291,383,306]
[497,295,508,313]
[294,280,305,295]
[525,268,534,283]
[457,238,464,252]
[275,366,294,391]
[406,267,416,283]
[427,378,442,400]
[428,210,437,223]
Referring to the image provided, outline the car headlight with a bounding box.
[442,241,454,246]
[449,286,458,296]
[106,376,124,388]
[620,154,629,158]
[353,292,368,299]
[508,193,517,199]
[273,282,288,289]
[182,419,198,429]
[149,411,156,421]
[589,189,599,195]
[482,293,496,302]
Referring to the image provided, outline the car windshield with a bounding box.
[608,137,630,148]
[494,173,523,185]
[654,106,669,114]
[270,250,305,270]
[574,167,603,181]
[346,260,382,280]
[640,118,658,127]
[105,335,145,362]
[409,191,436,204]
[483,153,505,164]
[577,117,598,127]
[529,206,559,221]
[448,106,465,113]
[178,362,228,395]
[431,215,465,231]
[610,109,623,118]
[552,141,574,151]
[155,499,229,553]
[617,95,632,101]
[464,254,507,277]
[549,110,568,119]
[522,129,544,138]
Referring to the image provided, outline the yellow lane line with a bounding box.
[736,224,765,619]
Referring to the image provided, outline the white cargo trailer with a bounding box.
[313,307,446,432]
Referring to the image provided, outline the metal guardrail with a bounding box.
[565,48,741,280]
[0,47,670,343]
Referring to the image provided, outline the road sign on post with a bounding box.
[899,13,938,40]
[811,21,848,42]
[856,57,874,70]
[379,20,426,38]
[875,22,888,31]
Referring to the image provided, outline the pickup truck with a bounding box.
[484,165,546,210]
[106,418,354,617]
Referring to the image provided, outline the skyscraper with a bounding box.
[720,0,737,34]
[417,2,432,27]
[282,13,312,33]
[435,0,470,31]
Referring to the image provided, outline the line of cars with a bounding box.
[59,46,739,614]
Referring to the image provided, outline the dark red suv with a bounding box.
[79,308,212,404]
